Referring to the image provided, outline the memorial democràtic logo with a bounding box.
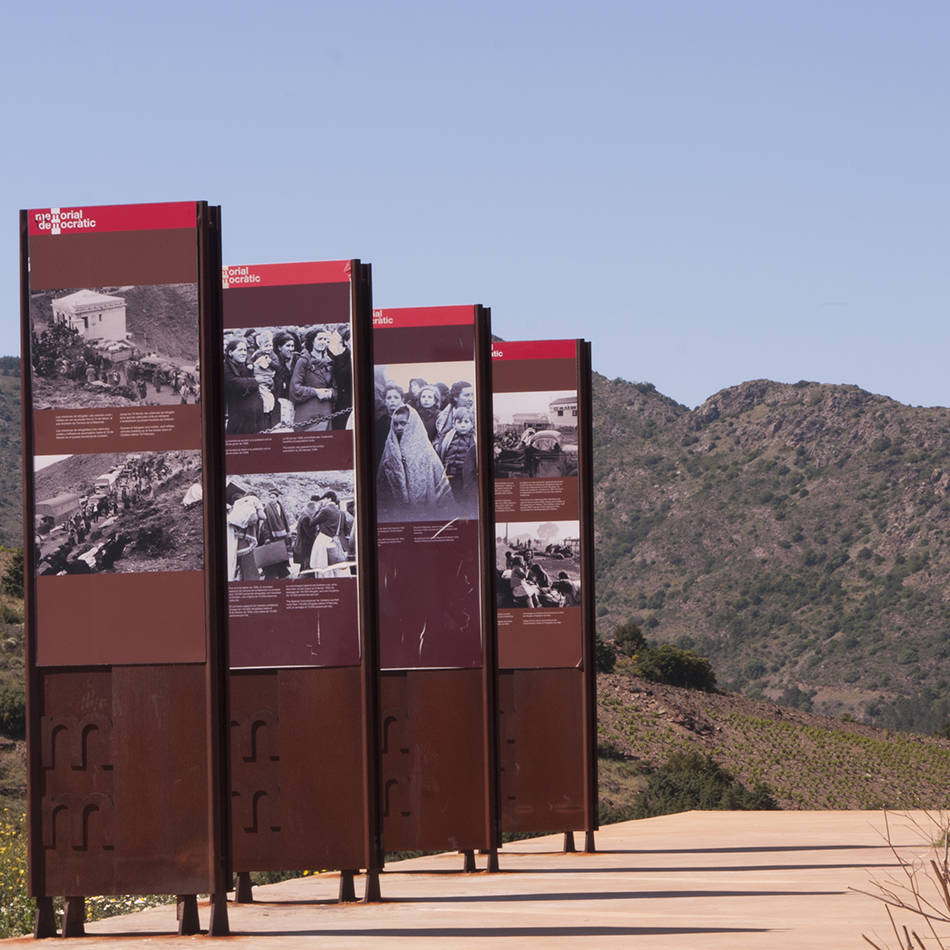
[33,208,97,235]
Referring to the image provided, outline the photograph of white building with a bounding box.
[51,289,128,343]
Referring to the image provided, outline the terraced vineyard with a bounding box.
[597,673,950,815]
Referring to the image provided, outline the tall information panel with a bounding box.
[491,340,597,848]
[21,202,230,935]
[222,261,381,896]
[374,306,499,861]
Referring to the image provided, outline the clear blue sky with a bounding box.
[3,1,948,409]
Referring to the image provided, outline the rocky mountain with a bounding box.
[593,374,950,730]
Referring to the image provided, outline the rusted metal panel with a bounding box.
[279,667,367,870]
[499,669,586,833]
[381,670,489,853]
[111,666,211,894]
[38,671,115,896]
[229,671,280,871]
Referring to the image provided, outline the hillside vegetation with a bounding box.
[593,375,950,730]
[597,673,950,815]
[0,359,22,548]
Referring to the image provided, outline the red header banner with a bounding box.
[373,305,475,328]
[491,339,577,361]
[222,260,351,289]
[28,201,196,236]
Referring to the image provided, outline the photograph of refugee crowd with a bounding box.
[30,285,200,410]
[34,450,204,575]
[496,520,582,609]
[223,324,352,434]
[374,362,478,523]
[226,472,356,582]
[493,390,579,478]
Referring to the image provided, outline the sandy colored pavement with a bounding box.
[8,810,946,948]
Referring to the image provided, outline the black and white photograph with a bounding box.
[374,361,477,522]
[495,520,581,609]
[493,389,579,478]
[225,471,356,582]
[33,450,203,575]
[30,284,200,410]
[223,323,352,435]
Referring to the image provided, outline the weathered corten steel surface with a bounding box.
[381,669,490,853]
[39,665,213,896]
[11,810,931,949]
[498,669,586,834]
[230,667,369,872]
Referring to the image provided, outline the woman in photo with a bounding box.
[290,327,337,431]
[331,327,353,430]
[223,338,263,434]
[292,499,319,572]
[377,405,455,521]
[309,491,353,577]
[272,331,300,428]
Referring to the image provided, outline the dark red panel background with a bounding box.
[29,229,198,289]
[223,281,351,330]
[492,356,577,394]
[228,580,360,669]
[377,520,483,670]
[35,573,206,667]
[373,325,476,365]
[33,405,200,457]
[224,430,353,476]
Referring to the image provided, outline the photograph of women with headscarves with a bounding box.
[290,326,337,431]
[271,330,301,428]
[224,337,264,434]
[224,323,348,433]
[377,405,457,523]
[374,360,478,522]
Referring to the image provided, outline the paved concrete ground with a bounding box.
[8,810,947,948]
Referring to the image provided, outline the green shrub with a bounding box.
[595,634,616,673]
[0,552,22,600]
[613,620,647,658]
[636,644,717,692]
[0,687,25,740]
[631,752,778,818]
